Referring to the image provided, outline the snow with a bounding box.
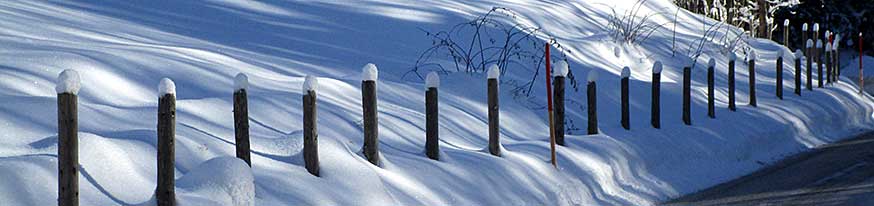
[158,78,176,96]
[784,19,789,26]
[807,39,814,48]
[486,64,500,79]
[362,63,378,81]
[817,39,823,48]
[708,58,716,68]
[730,52,737,61]
[795,49,804,59]
[2,1,874,206]
[55,69,81,95]
[613,46,621,58]
[814,23,819,31]
[803,23,808,31]
[425,72,439,89]
[652,61,663,73]
[621,66,630,78]
[234,73,248,91]
[777,49,784,58]
[748,50,757,61]
[176,157,255,206]
[303,75,318,92]
[553,60,569,77]
[826,42,832,51]
[587,69,598,82]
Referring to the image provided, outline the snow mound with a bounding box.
[362,63,378,81]
[487,64,500,79]
[652,61,663,73]
[158,78,175,96]
[587,69,598,82]
[425,72,439,89]
[234,73,248,91]
[176,157,255,206]
[303,75,318,92]
[55,69,81,95]
[621,66,630,78]
[553,60,569,77]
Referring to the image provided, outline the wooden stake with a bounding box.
[233,89,251,166]
[156,93,176,206]
[58,92,78,206]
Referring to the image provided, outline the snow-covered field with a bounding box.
[0,1,872,205]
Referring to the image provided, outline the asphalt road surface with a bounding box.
[664,132,874,206]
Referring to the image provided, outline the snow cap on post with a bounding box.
[587,69,598,82]
[816,39,822,48]
[708,58,716,68]
[777,49,784,58]
[825,42,832,51]
[55,69,81,94]
[730,52,737,61]
[303,75,318,92]
[234,73,248,91]
[487,64,500,79]
[783,19,789,26]
[748,50,757,61]
[652,61,663,74]
[362,63,378,81]
[425,72,439,89]
[802,23,808,31]
[621,66,631,78]
[794,49,804,59]
[683,56,695,68]
[553,60,569,77]
[613,47,621,58]
[813,23,819,31]
[806,39,814,48]
[158,78,176,96]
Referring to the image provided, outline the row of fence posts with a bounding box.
[54,23,852,206]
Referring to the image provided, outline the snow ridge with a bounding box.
[362,63,378,81]
[55,69,81,94]
[425,72,439,89]
[158,78,176,96]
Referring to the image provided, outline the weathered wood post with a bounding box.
[813,23,820,58]
[233,73,251,166]
[802,23,809,57]
[587,70,598,134]
[156,78,176,206]
[682,61,692,125]
[651,61,662,129]
[861,32,865,94]
[57,70,80,206]
[553,61,568,144]
[776,50,784,99]
[621,67,630,130]
[303,75,320,176]
[487,65,501,156]
[424,72,440,160]
[783,19,790,47]
[794,50,803,95]
[707,58,715,118]
[817,39,823,88]
[826,42,833,84]
[806,39,814,90]
[728,53,737,111]
[834,34,841,80]
[361,63,380,165]
[748,51,757,107]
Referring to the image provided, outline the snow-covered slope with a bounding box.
[1,1,872,205]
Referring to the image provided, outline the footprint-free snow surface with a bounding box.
[1,1,873,205]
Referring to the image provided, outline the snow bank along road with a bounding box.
[663,131,874,206]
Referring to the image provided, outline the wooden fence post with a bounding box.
[817,40,823,88]
[802,23,809,57]
[621,67,630,130]
[682,63,691,125]
[776,50,783,99]
[361,63,380,165]
[156,78,176,206]
[729,54,737,111]
[56,70,79,206]
[651,61,662,129]
[487,65,501,156]
[826,42,833,84]
[587,70,598,134]
[783,19,790,48]
[794,50,802,95]
[233,73,251,166]
[806,39,814,90]
[707,59,715,118]
[861,32,865,94]
[303,75,320,176]
[425,72,440,160]
[553,62,568,145]
[748,51,757,107]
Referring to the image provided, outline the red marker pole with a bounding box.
[545,43,556,168]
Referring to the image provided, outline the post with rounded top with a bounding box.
[487,65,501,157]
[587,70,599,134]
[776,50,784,99]
[233,73,251,166]
[682,59,692,125]
[729,53,737,111]
[783,19,790,48]
[156,78,176,206]
[651,61,662,128]
[748,51,757,107]
[802,23,809,57]
[817,40,823,88]
[621,67,631,129]
[807,39,814,90]
[57,70,80,206]
[424,72,440,160]
[825,42,832,84]
[707,58,715,118]
[794,50,803,95]
[861,32,865,94]
[553,61,568,145]
[361,63,380,165]
[303,75,320,176]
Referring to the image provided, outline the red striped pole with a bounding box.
[545,43,556,167]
